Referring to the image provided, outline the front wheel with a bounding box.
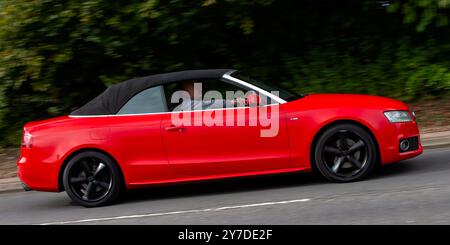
[313,124,378,182]
[63,151,123,207]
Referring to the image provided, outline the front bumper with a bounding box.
[379,121,423,165]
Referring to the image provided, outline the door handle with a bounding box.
[165,125,186,132]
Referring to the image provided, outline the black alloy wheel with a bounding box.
[63,151,122,207]
[314,124,378,182]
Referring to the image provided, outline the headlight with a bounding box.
[384,111,413,123]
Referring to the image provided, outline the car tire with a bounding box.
[313,123,378,182]
[63,151,123,207]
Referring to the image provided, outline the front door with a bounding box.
[161,79,290,176]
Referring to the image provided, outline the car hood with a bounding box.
[291,94,410,111]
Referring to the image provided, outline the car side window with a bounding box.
[117,86,167,115]
[164,79,254,112]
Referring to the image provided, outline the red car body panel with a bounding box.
[160,107,290,177]
[17,94,423,192]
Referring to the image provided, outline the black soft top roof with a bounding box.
[71,69,233,116]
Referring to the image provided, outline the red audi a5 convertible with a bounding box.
[17,69,423,207]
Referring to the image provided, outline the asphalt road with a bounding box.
[1,148,450,225]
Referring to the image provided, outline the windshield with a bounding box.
[230,71,304,102]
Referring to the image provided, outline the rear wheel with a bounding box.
[63,151,123,207]
[313,124,378,182]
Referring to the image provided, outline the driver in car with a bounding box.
[177,81,249,111]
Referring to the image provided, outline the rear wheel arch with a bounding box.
[310,119,381,172]
[58,148,125,192]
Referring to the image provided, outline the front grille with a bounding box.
[399,136,419,153]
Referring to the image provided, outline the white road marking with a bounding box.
[37,198,311,225]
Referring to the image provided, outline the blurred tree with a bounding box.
[388,0,450,31]
[0,0,449,145]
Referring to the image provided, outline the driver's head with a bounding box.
[182,81,201,98]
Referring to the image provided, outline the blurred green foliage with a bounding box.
[0,0,449,146]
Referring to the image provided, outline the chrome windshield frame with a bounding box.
[222,70,287,104]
